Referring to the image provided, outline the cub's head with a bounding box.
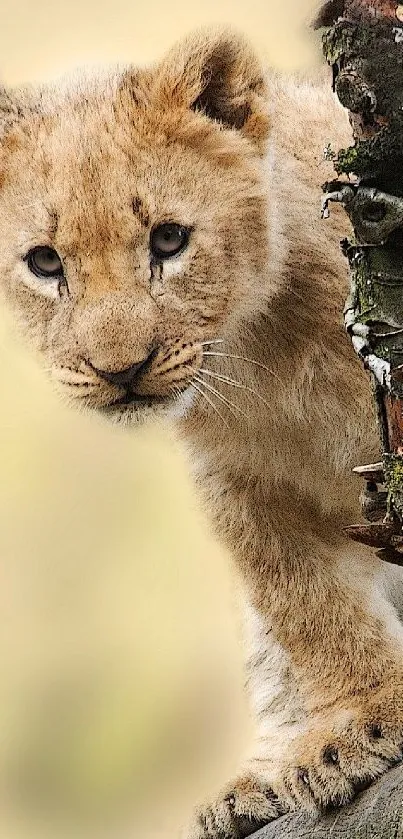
[0,30,269,424]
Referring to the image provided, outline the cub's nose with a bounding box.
[94,354,152,388]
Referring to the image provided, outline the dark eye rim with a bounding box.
[24,246,64,279]
[150,222,192,261]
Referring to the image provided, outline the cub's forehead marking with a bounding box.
[48,209,59,236]
[132,196,150,228]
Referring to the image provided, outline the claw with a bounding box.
[323,746,339,765]
[297,768,310,786]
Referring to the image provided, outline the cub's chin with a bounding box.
[97,386,197,427]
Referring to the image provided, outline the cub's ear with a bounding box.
[154,28,269,153]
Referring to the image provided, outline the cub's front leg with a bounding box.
[184,546,403,839]
[186,684,403,839]
[278,684,403,811]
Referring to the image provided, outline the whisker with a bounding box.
[193,373,248,422]
[169,384,182,400]
[200,339,225,347]
[199,367,271,410]
[189,381,230,429]
[169,383,195,414]
[203,352,281,382]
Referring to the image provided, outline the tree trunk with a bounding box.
[316,0,403,559]
[254,763,403,838]
[251,2,403,836]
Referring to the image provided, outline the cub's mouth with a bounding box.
[101,385,197,425]
[52,339,208,424]
[103,340,203,416]
[104,386,184,415]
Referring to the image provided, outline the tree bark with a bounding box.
[315,0,403,559]
[250,2,403,836]
[254,763,403,838]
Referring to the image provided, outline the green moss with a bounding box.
[322,25,357,66]
[336,146,359,175]
[386,459,403,491]
[335,142,382,177]
[383,454,403,517]
[373,343,391,361]
[335,133,403,178]
[352,257,377,325]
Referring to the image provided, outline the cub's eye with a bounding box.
[25,246,63,279]
[150,223,191,260]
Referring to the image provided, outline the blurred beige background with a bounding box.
[0,1,322,836]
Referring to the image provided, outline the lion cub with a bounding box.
[1,27,403,837]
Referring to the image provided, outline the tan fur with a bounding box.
[1,27,403,836]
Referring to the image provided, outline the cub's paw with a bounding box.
[184,773,287,839]
[279,688,403,812]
